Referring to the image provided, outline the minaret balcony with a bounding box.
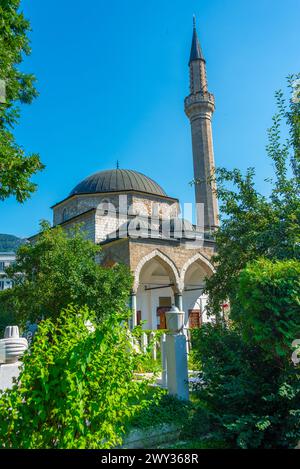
[184,91,215,118]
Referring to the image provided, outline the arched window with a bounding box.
[99,198,110,215]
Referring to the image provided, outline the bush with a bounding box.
[191,259,300,448]
[0,305,157,449]
[232,258,300,360]
[128,393,191,431]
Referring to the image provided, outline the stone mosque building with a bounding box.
[49,21,219,330]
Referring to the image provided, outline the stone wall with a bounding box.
[60,210,96,242]
[53,194,109,226]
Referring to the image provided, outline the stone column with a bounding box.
[131,292,137,329]
[165,306,189,401]
[175,292,183,311]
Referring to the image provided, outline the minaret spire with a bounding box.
[189,16,205,65]
[188,18,208,94]
[184,18,219,231]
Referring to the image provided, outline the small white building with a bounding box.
[0,252,15,291]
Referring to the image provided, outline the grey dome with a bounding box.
[70,169,167,197]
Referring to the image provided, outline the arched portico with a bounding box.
[133,250,181,293]
[132,250,181,329]
[180,253,215,328]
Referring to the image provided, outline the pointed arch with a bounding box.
[180,252,215,286]
[133,249,181,293]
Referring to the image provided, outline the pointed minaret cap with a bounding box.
[189,15,205,65]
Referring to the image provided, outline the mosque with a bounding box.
[49,21,219,330]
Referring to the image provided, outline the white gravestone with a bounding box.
[165,306,189,401]
[150,331,157,360]
[160,333,167,388]
[141,332,148,353]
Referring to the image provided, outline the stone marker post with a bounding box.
[160,333,167,388]
[150,331,157,360]
[165,306,189,401]
[141,332,148,354]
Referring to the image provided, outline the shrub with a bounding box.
[128,393,191,431]
[191,259,300,448]
[0,305,156,449]
[232,258,300,361]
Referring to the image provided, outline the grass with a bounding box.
[127,392,191,431]
[157,438,229,449]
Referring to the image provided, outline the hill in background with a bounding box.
[0,234,26,252]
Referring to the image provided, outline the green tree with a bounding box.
[0,0,44,202]
[190,76,300,448]
[232,258,300,361]
[204,75,300,315]
[0,221,132,327]
[191,258,300,449]
[0,305,156,449]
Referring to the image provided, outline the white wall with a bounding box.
[137,285,175,330]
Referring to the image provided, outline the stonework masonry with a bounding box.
[53,192,179,226]
[128,239,214,277]
[60,210,96,243]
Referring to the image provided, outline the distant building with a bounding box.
[0,252,15,291]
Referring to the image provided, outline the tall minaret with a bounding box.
[184,17,219,230]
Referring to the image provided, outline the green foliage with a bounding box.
[132,325,167,339]
[134,353,161,374]
[188,348,199,371]
[160,438,229,449]
[0,305,156,449]
[0,221,133,326]
[0,0,44,202]
[189,78,300,448]
[191,259,300,448]
[128,393,191,431]
[205,75,300,315]
[232,258,300,360]
[0,288,18,335]
[130,327,163,373]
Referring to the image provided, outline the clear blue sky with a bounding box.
[1,0,299,238]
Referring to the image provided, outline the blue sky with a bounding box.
[1,0,299,238]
